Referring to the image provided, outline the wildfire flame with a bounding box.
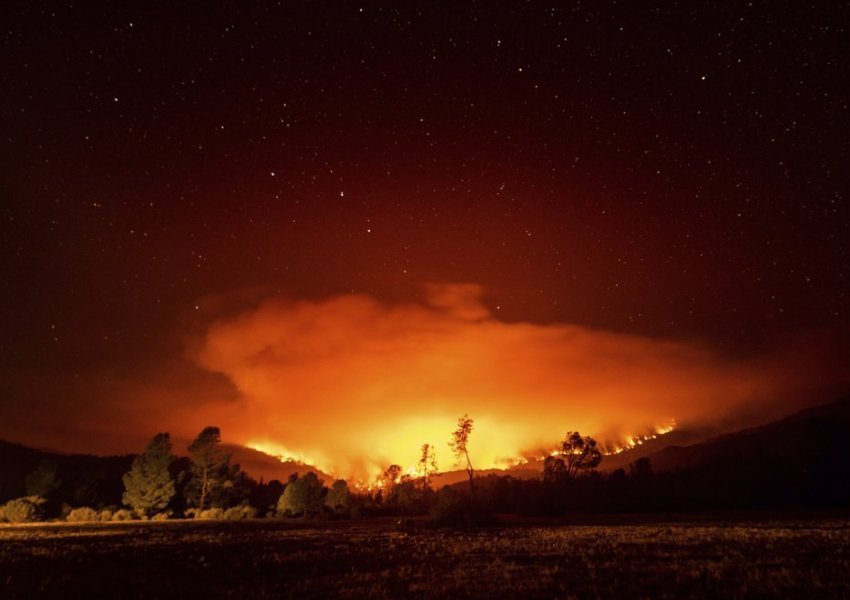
[249,419,680,486]
[244,440,328,473]
[604,419,677,455]
[484,419,679,469]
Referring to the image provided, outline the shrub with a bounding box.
[111,509,134,521]
[66,507,100,522]
[196,508,225,520]
[2,497,45,523]
[223,504,257,520]
[98,509,114,522]
[151,511,171,521]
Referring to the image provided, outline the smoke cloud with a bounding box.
[190,284,849,480]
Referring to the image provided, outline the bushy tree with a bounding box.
[250,479,285,514]
[449,414,475,492]
[543,455,568,482]
[391,479,428,514]
[325,479,352,514]
[545,432,602,481]
[380,464,402,490]
[69,465,101,507]
[277,472,325,518]
[186,426,232,511]
[122,433,176,516]
[25,460,61,498]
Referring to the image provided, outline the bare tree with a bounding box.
[449,414,475,493]
[417,443,438,491]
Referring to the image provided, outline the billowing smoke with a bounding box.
[190,284,849,481]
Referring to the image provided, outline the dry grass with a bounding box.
[1,516,848,598]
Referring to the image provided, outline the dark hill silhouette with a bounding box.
[596,429,708,472]
[432,466,541,488]
[0,440,331,505]
[0,440,132,505]
[223,444,333,484]
[3,398,850,512]
[0,439,48,501]
[635,396,850,473]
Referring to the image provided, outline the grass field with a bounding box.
[1,516,849,598]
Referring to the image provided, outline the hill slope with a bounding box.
[639,396,850,473]
[223,444,333,484]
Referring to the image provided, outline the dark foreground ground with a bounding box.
[1,514,849,598]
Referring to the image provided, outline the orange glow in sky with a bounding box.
[185,283,847,481]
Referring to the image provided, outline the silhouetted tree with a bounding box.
[547,432,602,480]
[431,485,465,524]
[629,457,653,480]
[218,464,252,508]
[186,426,231,511]
[325,479,352,514]
[542,455,568,482]
[629,457,655,510]
[277,472,324,518]
[449,414,475,493]
[25,460,60,498]
[122,433,176,516]
[249,478,285,514]
[69,464,104,507]
[417,443,438,491]
[380,464,402,492]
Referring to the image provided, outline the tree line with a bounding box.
[0,426,352,523]
[2,411,848,524]
[0,415,593,523]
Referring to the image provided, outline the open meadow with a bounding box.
[1,515,849,598]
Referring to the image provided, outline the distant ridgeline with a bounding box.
[0,440,132,507]
[1,397,849,520]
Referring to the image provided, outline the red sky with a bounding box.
[1,4,849,479]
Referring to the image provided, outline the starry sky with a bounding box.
[1,2,849,466]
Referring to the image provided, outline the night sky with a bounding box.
[2,2,849,472]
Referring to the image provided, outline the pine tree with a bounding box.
[186,426,231,511]
[122,433,176,516]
